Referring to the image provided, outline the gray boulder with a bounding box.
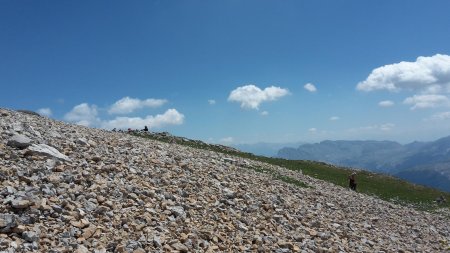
[7,134,32,149]
[0,214,18,232]
[22,231,39,242]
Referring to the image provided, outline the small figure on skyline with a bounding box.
[348,172,357,191]
[143,126,148,132]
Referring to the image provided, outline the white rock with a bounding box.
[12,122,24,132]
[168,206,186,218]
[76,138,89,146]
[26,144,71,162]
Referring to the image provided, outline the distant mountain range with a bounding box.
[232,142,304,157]
[277,137,450,192]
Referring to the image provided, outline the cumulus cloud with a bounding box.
[426,111,450,121]
[228,85,289,110]
[329,116,340,121]
[304,83,317,92]
[357,54,450,93]
[220,137,234,143]
[260,111,269,116]
[64,99,185,130]
[208,99,216,105]
[108,97,167,114]
[403,94,450,110]
[37,108,52,117]
[101,109,184,130]
[378,100,395,107]
[64,103,99,127]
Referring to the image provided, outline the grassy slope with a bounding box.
[132,132,450,211]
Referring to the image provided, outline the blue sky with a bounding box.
[1,1,450,144]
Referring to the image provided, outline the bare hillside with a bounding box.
[0,109,449,252]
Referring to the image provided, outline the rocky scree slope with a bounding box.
[0,109,449,253]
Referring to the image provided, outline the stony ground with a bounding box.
[0,108,449,253]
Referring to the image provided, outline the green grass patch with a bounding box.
[132,132,450,211]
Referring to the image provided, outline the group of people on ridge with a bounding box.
[112,126,149,133]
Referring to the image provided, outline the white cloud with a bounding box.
[349,123,395,132]
[220,137,234,143]
[108,97,167,114]
[37,108,52,117]
[379,123,395,131]
[101,109,184,130]
[357,54,450,93]
[208,99,216,105]
[260,111,269,116]
[426,111,450,121]
[308,128,317,133]
[228,84,289,110]
[403,94,450,110]
[304,83,317,92]
[64,103,99,127]
[378,100,395,107]
[329,116,340,121]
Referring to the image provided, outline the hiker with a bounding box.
[348,172,357,191]
[436,195,447,204]
[143,126,148,132]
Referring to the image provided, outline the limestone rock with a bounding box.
[82,225,97,239]
[76,138,89,146]
[7,134,32,149]
[168,206,186,218]
[22,231,39,242]
[26,144,71,161]
[171,242,189,252]
[11,199,32,209]
[0,214,18,231]
[75,245,89,253]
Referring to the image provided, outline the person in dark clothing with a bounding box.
[143,126,148,132]
[436,195,446,204]
[348,172,357,191]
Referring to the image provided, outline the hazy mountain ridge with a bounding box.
[232,142,304,157]
[278,138,450,192]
